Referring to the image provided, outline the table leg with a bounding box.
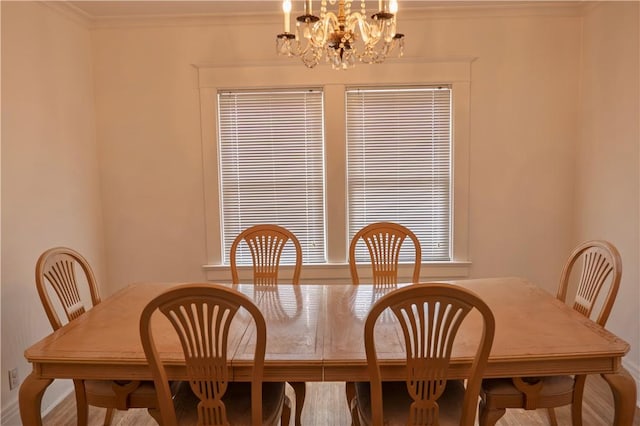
[602,367,637,426]
[19,370,53,426]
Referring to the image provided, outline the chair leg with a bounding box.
[349,394,361,426]
[571,375,587,426]
[546,408,559,426]
[281,395,292,426]
[289,382,305,426]
[345,382,356,410]
[103,408,115,426]
[148,408,162,425]
[478,399,506,426]
[72,380,89,426]
[345,381,358,426]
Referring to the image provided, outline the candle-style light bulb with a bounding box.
[283,0,292,33]
[390,0,398,14]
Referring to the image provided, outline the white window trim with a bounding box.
[197,58,474,282]
[202,261,472,284]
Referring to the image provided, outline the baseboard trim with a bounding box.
[1,398,20,426]
[622,358,640,407]
[1,387,74,425]
[41,387,74,418]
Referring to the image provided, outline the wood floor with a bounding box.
[44,375,638,425]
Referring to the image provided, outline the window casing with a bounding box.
[199,61,471,282]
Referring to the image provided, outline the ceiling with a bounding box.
[68,1,284,18]
[66,1,519,19]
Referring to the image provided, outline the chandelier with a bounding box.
[276,0,405,70]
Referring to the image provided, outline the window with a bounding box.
[200,61,471,281]
[217,89,326,264]
[346,87,452,262]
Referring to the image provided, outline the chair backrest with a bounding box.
[556,240,622,326]
[140,283,267,426]
[364,283,495,426]
[349,222,422,286]
[230,224,302,285]
[35,247,101,330]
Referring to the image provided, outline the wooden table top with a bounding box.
[24,277,629,383]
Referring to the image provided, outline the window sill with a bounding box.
[202,261,471,284]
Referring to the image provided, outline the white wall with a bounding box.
[92,21,209,289]
[1,2,105,421]
[576,1,640,395]
[91,5,582,295]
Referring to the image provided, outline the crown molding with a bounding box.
[53,1,592,30]
[401,1,589,20]
[39,1,93,28]
[88,13,277,29]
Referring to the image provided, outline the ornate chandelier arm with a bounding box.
[309,12,338,46]
[276,0,405,69]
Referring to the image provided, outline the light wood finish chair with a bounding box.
[230,224,305,425]
[349,221,422,286]
[347,221,422,417]
[352,283,496,426]
[139,283,291,426]
[230,224,302,286]
[35,247,162,426]
[479,240,623,426]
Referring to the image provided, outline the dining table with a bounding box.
[20,276,636,425]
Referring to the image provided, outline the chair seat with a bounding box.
[354,380,466,426]
[83,380,159,408]
[173,381,287,426]
[481,376,575,408]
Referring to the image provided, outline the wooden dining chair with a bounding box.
[230,224,305,425]
[349,221,422,286]
[347,221,422,417]
[230,224,302,286]
[352,283,495,426]
[478,240,623,426]
[35,246,163,426]
[139,283,291,426]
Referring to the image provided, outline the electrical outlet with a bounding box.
[8,368,18,390]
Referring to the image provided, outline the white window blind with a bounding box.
[218,89,326,265]
[346,86,452,262]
